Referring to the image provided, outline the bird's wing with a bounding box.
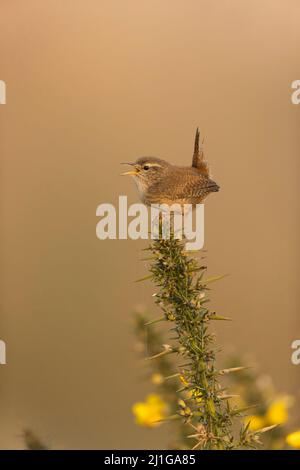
[162,169,219,202]
[192,128,209,176]
[180,174,219,199]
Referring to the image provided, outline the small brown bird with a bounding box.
[122,129,219,207]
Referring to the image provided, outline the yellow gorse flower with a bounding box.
[151,373,164,385]
[132,394,168,428]
[286,430,300,449]
[244,395,292,432]
[179,375,189,386]
[244,415,266,431]
[178,398,192,418]
[266,396,291,425]
[188,388,202,403]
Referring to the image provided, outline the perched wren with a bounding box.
[122,129,219,207]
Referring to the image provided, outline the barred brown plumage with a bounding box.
[122,128,219,207]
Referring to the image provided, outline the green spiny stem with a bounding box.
[146,235,262,449]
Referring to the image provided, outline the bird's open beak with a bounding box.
[121,170,138,176]
[121,162,139,176]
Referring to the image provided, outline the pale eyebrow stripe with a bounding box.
[144,163,162,167]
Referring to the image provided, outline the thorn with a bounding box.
[219,394,240,400]
[145,344,173,360]
[201,274,229,284]
[144,316,165,326]
[209,314,232,321]
[219,366,250,375]
[134,274,153,283]
[164,373,180,381]
[256,424,278,434]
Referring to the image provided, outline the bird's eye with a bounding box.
[143,165,150,170]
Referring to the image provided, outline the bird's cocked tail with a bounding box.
[192,127,209,176]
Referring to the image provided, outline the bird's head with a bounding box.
[121,157,170,187]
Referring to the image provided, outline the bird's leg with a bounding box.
[150,206,170,240]
[151,204,185,241]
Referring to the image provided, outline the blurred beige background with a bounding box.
[0,0,299,449]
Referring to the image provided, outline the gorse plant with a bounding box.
[134,234,276,449]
